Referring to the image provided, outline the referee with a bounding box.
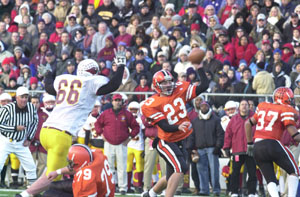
[0,87,38,186]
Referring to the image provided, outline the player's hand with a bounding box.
[23,140,30,147]
[246,143,254,157]
[38,63,52,77]
[47,171,58,181]
[178,121,192,133]
[16,125,26,131]
[114,48,126,66]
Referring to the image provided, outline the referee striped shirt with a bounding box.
[0,101,38,141]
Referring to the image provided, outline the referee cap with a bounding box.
[16,87,29,97]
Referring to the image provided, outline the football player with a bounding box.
[245,87,300,197]
[17,50,126,197]
[141,63,209,197]
[46,144,115,197]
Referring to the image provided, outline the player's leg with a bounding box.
[273,141,299,197]
[43,179,73,197]
[156,140,187,197]
[10,153,21,188]
[133,149,144,192]
[126,147,134,192]
[254,140,280,197]
[23,128,72,196]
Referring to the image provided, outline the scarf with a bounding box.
[83,32,95,49]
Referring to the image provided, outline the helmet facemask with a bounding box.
[158,77,175,96]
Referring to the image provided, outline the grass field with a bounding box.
[0,189,229,197]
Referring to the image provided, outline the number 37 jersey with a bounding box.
[141,81,197,142]
[43,74,109,136]
[253,102,298,140]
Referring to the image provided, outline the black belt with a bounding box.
[43,126,72,136]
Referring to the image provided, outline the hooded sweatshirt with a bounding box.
[14,3,33,24]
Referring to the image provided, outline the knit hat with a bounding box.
[165,3,175,12]
[2,57,11,65]
[172,14,182,21]
[168,35,177,42]
[186,67,196,76]
[30,77,38,85]
[14,46,23,53]
[20,57,30,65]
[273,48,282,55]
[239,59,247,67]
[257,62,265,70]
[191,23,200,31]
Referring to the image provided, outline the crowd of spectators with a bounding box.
[0,0,300,109]
[1,0,300,195]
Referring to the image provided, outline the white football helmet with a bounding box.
[77,59,99,77]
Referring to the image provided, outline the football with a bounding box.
[188,48,205,64]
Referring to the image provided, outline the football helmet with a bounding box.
[273,87,294,105]
[152,70,175,96]
[67,144,93,172]
[128,101,140,117]
[77,59,99,77]
[224,100,239,117]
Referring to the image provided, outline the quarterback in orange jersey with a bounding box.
[245,87,300,197]
[141,65,209,197]
[46,144,115,197]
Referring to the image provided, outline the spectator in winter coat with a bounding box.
[235,35,258,66]
[187,101,224,196]
[222,100,257,197]
[271,62,291,88]
[91,22,112,57]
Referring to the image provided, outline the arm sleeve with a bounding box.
[96,65,125,95]
[44,71,56,96]
[94,114,104,136]
[26,106,39,141]
[156,119,179,133]
[215,118,225,148]
[223,119,233,149]
[0,108,15,132]
[195,67,209,95]
[127,111,140,138]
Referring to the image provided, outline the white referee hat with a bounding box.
[16,87,29,97]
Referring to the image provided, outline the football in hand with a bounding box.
[188,48,205,64]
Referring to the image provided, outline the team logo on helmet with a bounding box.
[273,87,294,106]
[152,70,175,96]
[77,59,99,77]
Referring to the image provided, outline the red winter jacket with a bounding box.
[235,43,258,66]
[223,111,255,154]
[224,42,236,66]
[95,108,139,145]
[214,53,232,65]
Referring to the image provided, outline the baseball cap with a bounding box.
[291,13,298,18]
[16,87,29,97]
[157,51,166,57]
[67,60,75,66]
[14,46,23,53]
[68,14,76,20]
[257,13,266,21]
[46,51,54,56]
[218,71,228,78]
[112,94,123,100]
[262,40,270,45]
[56,21,64,28]
[273,48,282,55]
[191,23,200,31]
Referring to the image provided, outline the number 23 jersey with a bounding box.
[253,102,298,140]
[73,149,115,197]
[141,81,197,142]
[43,74,109,136]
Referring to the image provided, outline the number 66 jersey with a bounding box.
[141,81,197,142]
[73,149,115,197]
[253,102,298,140]
[43,75,109,136]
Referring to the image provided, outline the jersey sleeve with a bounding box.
[179,81,197,102]
[141,98,165,125]
[90,76,110,95]
[252,103,262,122]
[280,106,297,127]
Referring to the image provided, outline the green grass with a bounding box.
[0,189,229,197]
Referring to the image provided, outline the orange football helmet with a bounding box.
[67,144,93,172]
[273,87,294,105]
[152,70,175,95]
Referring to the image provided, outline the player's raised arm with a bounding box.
[38,64,56,96]
[195,64,209,95]
[96,49,126,95]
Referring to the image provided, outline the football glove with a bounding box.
[38,63,52,76]
[114,49,126,67]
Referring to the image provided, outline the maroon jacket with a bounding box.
[29,108,48,154]
[223,111,255,155]
[95,108,139,145]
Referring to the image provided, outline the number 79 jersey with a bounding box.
[253,102,298,140]
[141,81,197,142]
[73,149,115,197]
[43,74,109,136]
